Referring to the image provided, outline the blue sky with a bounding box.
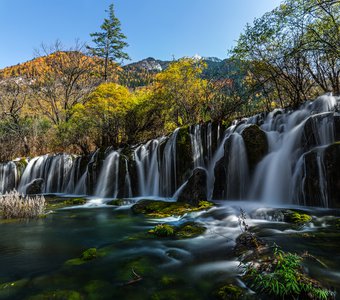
[0,0,282,68]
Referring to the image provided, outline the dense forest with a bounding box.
[0,0,339,161]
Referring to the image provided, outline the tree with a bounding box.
[31,41,100,125]
[61,82,134,151]
[153,57,207,127]
[88,3,130,81]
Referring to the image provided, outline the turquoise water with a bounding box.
[0,200,339,299]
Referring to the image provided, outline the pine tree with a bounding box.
[88,3,130,81]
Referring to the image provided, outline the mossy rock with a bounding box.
[148,222,206,239]
[175,222,206,239]
[27,290,83,300]
[45,197,87,210]
[215,284,244,300]
[234,232,266,257]
[0,279,28,299]
[149,224,175,237]
[131,200,213,218]
[64,248,98,266]
[284,210,312,225]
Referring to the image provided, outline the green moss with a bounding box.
[148,222,206,239]
[160,276,177,287]
[45,196,87,210]
[117,256,155,282]
[215,284,243,300]
[149,224,175,237]
[175,222,206,239]
[27,290,83,300]
[131,200,214,218]
[84,280,113,300]
[64,248,97,266]
[284,211,312,225]
[81,248,97,260]
[0,279,28,299]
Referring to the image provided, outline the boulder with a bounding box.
[25,178,44,195]
[177,168,207,206]
[241,124,268,172]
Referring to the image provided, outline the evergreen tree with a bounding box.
[88,3,130,81]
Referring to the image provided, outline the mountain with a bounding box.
[119,56,243,88]
[0,54,244,89]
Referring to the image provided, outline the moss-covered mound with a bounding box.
[284,210,312,225]
[65,248,98,266]
[148,222,206,239]
[45,196,87,210]
[131,200,213,218]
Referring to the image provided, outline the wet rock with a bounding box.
[234,232,266,257]
[241,125,268,172]
[301,113,339,151]
[176,126,193,186]
[324,142,340,208]
[213,157,227,200]
[177,168,207,206]
[148,222,206,239]
[26,178,44,195]
[214,284,245,300]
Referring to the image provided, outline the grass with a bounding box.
[0,190,45,219]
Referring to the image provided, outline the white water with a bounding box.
[95,151,120,198]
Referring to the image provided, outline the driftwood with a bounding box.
[123,268,143,286]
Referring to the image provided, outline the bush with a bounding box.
[0,190,45,219]
[243,248,334,300]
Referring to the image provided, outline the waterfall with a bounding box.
[190,124,205,168]
[18,154,75,194]
[249,95,338,204]
[0,94,338,207]
[225,133,249,199]
[134,139,163,196]
[161,128,179,197]
[94,151,120,198]
[74,150,99,195]
[0,162,18,194]
[124,158,133,198]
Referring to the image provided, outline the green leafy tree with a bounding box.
[154,57,208,127]
[88,3,130,81]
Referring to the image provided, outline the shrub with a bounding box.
[0,190,45,219]
[243,248,334,300]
